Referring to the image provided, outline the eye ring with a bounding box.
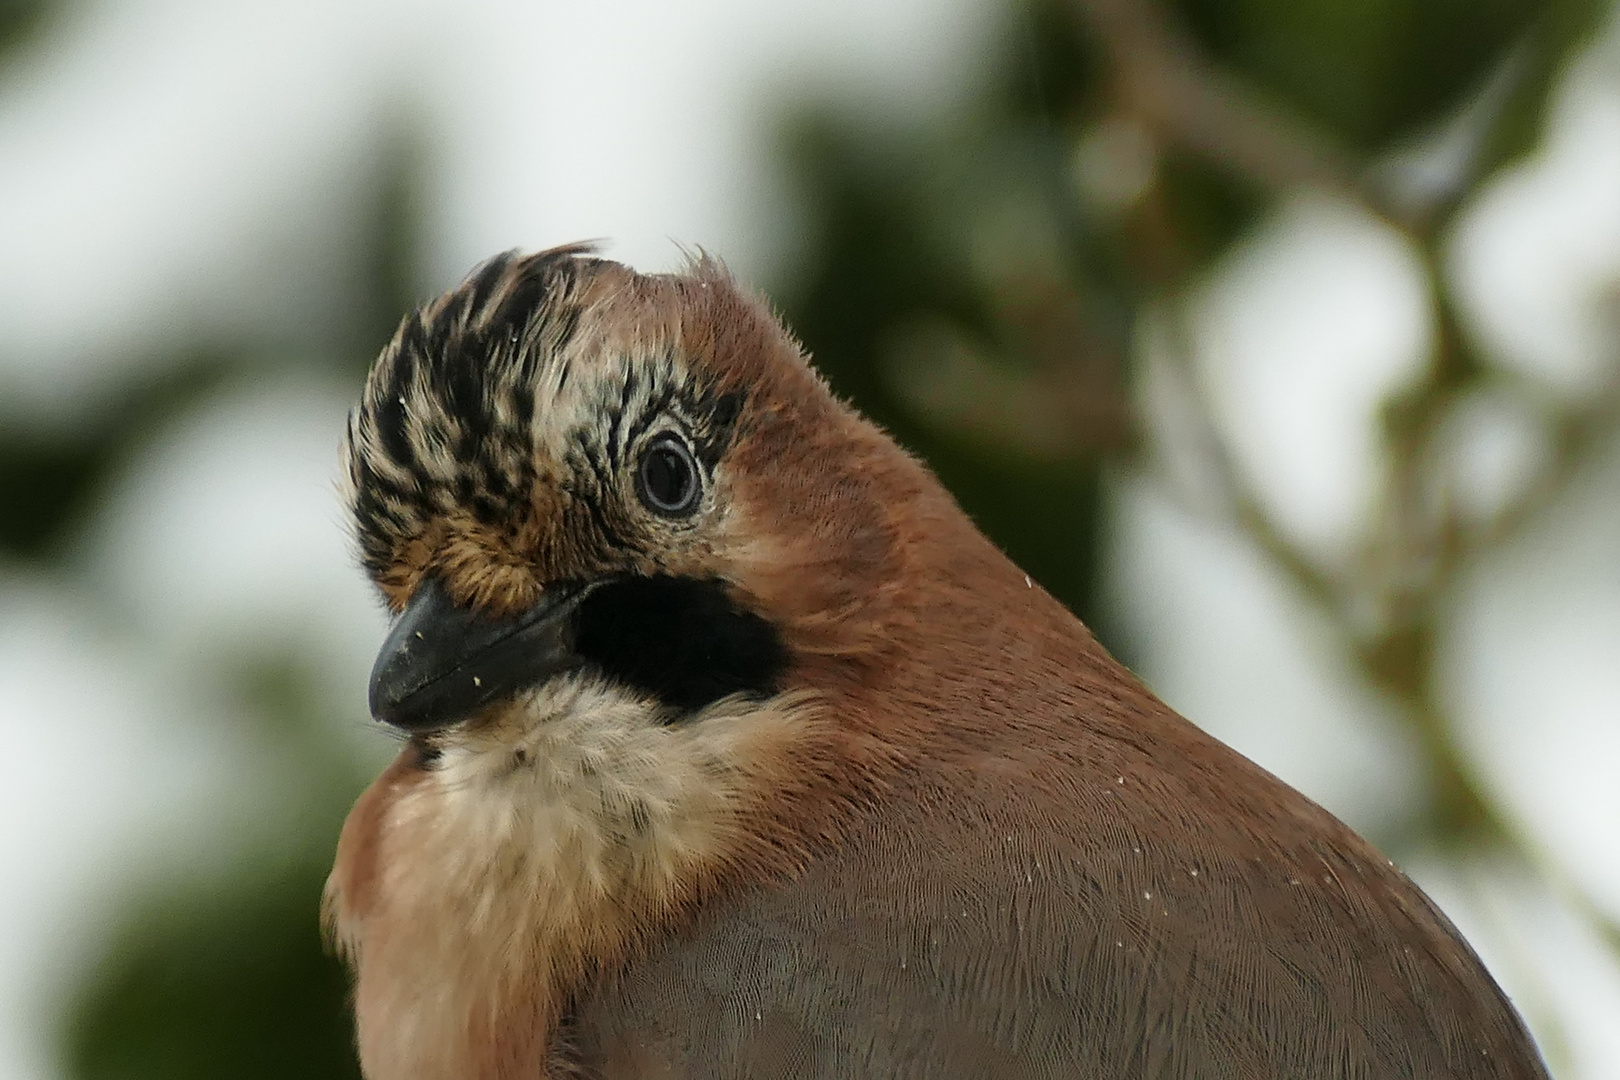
[636,435,701,517]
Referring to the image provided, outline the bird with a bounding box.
[324,244,1549,1080]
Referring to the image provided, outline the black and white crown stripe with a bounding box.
[344,247,745,582]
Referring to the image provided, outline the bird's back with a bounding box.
[567,553,1546,1079]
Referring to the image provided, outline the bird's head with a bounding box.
[344,245,928,744]
[328,245,1003,1080]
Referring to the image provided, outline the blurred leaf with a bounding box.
[1172,0,1553,150]
[1146,151,1270,277]
[0,435,103,560]
[1469,0,1612,178]
[774,3,1124,635]
[0,353,234,563]
[347,118,433,367]
[0,0,50,61]
[62,854,360,1080]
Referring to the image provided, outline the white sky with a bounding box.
[0,1,1618,1078]
[0,0,996,423]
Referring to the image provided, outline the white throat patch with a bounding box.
[424,673,787,898]
[329,674,823,1080]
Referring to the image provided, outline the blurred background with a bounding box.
[1,0,1618,1075]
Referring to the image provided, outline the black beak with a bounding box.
[368,578,596,732]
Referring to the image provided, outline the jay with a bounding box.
[326,246,1547,1080]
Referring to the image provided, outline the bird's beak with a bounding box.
[368,577,596,732]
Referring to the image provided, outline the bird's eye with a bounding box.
[636,436,701,516]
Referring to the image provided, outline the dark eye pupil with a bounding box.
[639,440,697,514]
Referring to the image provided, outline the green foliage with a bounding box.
[62,855,360,1080]
[1176,0,1546,148]
[0,0,48,61]
[0,354,234,561]
[775,112,1116,630]
[773,7,1121,629]
[55,648,375,1080]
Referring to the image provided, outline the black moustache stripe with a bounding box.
[574,576,787,714]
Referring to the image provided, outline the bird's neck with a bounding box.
[324,677,876,1080]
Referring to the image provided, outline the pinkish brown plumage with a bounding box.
[327,246,1548,1079]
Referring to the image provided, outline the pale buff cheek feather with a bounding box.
[326,676,826,1080]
